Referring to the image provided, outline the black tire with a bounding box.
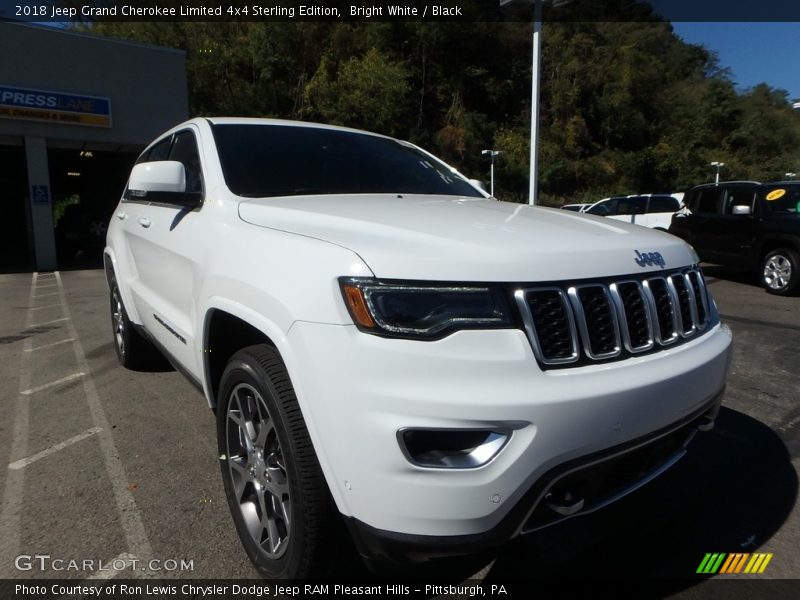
[761,248,800,296]
[216,344,333,579]
[109,276,155,369]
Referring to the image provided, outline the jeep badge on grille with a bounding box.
[634,250,666,269]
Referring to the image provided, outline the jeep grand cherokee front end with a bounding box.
[106,117,731,578]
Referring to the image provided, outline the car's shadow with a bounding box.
[701,265,762,290]
[483,407,796,585]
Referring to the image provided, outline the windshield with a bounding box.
[211,124,483,199]
[763,185,800,213]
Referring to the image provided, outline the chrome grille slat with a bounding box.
[569,285,621,359]
[672,273,699,336]
[687,270,709,329]
[514,288,579,365]
[609,281,654,353]
[517,267,710,368]
[643,277,679,345]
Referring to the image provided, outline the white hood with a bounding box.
[238,194,696,281]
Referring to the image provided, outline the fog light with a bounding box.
[398,428,509,469]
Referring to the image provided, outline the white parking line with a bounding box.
[0,272,37,576]
[8,427,102,470]
[29,303,62,311]
[780,413,800,432]
[33,291,60,299]
[30,316,69,327]
[35,283,58,289]
[55,272,153,563]
[25,337,76,352]
[20,372,85,396]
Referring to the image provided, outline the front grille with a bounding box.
[515,267,712,368]
[525,289,577,362]
[669,274,696,336]
[687,270,708,325]
[573,286,620,358]
[613,281,653,352]
[647,277,678,343]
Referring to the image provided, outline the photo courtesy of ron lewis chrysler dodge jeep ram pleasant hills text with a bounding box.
[105,118,732,579]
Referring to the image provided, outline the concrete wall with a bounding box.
[0,23,188,270]
[0,23,188,149]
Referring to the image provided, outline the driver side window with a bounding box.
[725,188,756,215]
[588,198,618,216]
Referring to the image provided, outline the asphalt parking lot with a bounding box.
[0,266,798,591]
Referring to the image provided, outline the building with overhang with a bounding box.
[0,23,188,271]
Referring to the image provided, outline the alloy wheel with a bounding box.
[764,255,792,291]
[111,288,126,356]
[225,383,291,558]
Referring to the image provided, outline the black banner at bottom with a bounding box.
[1,579,799,600]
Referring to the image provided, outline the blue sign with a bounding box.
[32,185,50,206]
[0,85,112,127]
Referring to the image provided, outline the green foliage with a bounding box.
[81,18,800,205]
[302,48,410,135]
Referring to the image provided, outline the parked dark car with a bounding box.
[669,181,800,295]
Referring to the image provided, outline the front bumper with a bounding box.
[286,320,732,547]
[344,391,721,564]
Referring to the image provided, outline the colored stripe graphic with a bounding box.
[720,553,750,574]
[744,553,773,574]
[697,553,727,574]
[720,554,735,574]
[698,552,773,575]
[733,553,750,573]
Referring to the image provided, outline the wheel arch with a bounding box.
[201,302,349,516]
[103,250,115,289]
[102,248,142,325]
[203,306,283,410]
[757,235,800,260]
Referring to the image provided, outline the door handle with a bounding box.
[116,212,127,220]
[138,218,151,228]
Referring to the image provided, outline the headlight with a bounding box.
[339,278,513,339]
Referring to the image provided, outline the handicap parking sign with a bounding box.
[32,185,50,205]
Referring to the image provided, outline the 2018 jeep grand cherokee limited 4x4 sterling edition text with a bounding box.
[105,118,732,579]
[670,181,800,295]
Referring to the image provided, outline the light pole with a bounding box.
[786,172,797,180]
[529,0,543,206]
[710,161,725,184]
[500,0,572,205]
[482,149,502,196]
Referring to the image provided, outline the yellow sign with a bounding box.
[766,189,786,201]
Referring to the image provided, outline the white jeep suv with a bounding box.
[105,117,732,578]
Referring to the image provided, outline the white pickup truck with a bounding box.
[105,117,732,578]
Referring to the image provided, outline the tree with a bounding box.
[80,16,800,205]
[302,48,410,135]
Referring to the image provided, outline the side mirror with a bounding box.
[125,161,201,208]
[732,205,752,216]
